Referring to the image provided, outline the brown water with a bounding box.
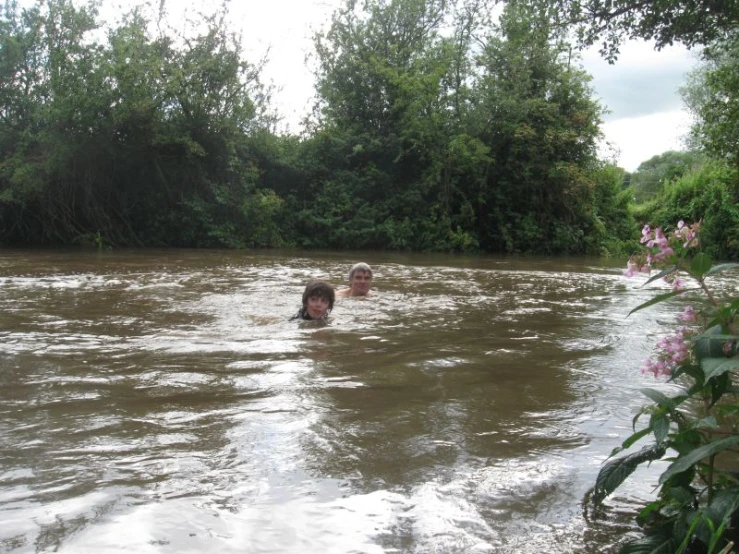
[0,249,683,553]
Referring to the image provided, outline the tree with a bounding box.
[474,0,606,253]
[681,32,739,169]
[0,0,107,243]
[544,0,739,61]
[630,150,707,202]
[0,0,283,248]
[304,0,491,251]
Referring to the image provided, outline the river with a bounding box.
[0,248,683,553]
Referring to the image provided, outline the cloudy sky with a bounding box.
[107,0,702,172]
[580,41,700,171]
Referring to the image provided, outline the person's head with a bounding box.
[302,279,335,319]
[347,262,372,296]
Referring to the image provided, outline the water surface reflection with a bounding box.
[0,250,680,553]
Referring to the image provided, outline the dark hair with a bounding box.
[290,280,336,321]
[301,279,335,312]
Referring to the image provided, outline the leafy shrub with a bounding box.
[588,220,739,554]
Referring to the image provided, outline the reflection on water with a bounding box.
[0,249,682,553]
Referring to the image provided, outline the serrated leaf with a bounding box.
[593,443,666,505]
[702,357,739,381]
[659,436,739,484]
[652,415,670,444]
[690,253,713,278]
[706,263,739,276]
[628,290,696,317]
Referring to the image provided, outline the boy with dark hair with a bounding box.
[291,280,335,320]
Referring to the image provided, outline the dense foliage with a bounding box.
[0,0,641,255]
[682,32,739,169]
[0,0,736,260]
[628,25,739,263]
[0,0,283,247]
[2,0,739,551]
[629,151,707,203]
[633,163,739,262]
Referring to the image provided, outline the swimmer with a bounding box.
[291,279,335,320]
[336,263,372,298]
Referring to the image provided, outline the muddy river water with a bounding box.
[0,249,687,553]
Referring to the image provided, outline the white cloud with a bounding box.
[581,41,700,121]
[581,41,700,170]
[599,110,692,171]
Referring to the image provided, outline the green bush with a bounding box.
[640,162,739,260]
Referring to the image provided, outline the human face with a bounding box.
[306,294,330,319]
[349,270,372,296]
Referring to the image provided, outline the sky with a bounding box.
[106,0,702,172]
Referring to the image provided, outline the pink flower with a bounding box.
[674,220,700,248]
[642,324,696,379]
[640,224,652,244]
[679,306,697,323]
[654,246,675,262]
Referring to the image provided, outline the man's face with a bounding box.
[349,270,372,296]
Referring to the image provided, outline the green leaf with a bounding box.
[652,415,670,444]
[687,488,739,552]
[673,363,703,383]
[641,388,672,406]
[593,443,667,505]
[620,427,654,452]
[666,486,695,506]
[640,388,685,409]
[619,534,679,554]
[695,327,733,360]
[706,263,739,276]
[702,357,739,381]
[637,500,662,522]
[690,253,713,278]
[659,436,739,485]
[693,416,718,430]
[628,290,697,317]
[692,333,739,343]
[711,372,731,407]
[643,266,678,286]
[705,486,739,523]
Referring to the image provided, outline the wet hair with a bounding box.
[301,279,335,312]
[348,262,372,281]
